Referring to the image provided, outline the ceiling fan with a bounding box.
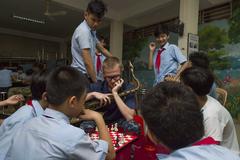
[44,0,67,20]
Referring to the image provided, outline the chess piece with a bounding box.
[111,124,114,132]
[120,133,125,144]
[95,127,98,132]
[115,135,119,147]
[114,123,118,132]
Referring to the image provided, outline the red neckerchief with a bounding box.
[192,137,219,146]
[26,99,33,107]
[96,54,101,75]
[155,48,165,73]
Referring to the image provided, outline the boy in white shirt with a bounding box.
[180,67,239,155]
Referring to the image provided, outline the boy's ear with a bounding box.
[84,11,88,18]
[42,92,47,101]
[68,96,77,108]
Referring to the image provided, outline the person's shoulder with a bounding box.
[77,21,90,32]
[207,96,225,110]
[89,81,105,91]
[1,104,33,129]
[11,104,34,118]
[204,96,230,117]
[51,123,86,147]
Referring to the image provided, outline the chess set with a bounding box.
[89,123,138,151]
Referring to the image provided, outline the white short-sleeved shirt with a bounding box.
[202,95,239,154]
[153,42,187,85]
[5,108,108,160]
[71,20,99,75]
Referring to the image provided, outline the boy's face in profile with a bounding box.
[155,33,169,47]
[69,92,86,118]
[84,11,102,31]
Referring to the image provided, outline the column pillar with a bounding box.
[60,41,67,59]
[110,20,123,61]
[178,0,199,57]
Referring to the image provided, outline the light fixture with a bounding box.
[12,14,45,24]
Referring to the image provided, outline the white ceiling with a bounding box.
[0,0,231,39]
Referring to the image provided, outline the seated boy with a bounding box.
[141,81,240,160]
[0,70,49,159]
[6,66,115,160]
[188,51,217,98]
[180,67,239,155]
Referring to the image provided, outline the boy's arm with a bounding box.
[0,94,24,107]
[79,110,115,160]
[82,49,97,83]
[95,115,115,160]
[148,42,156,70]
[112,79,136,121]
[86,92,111,106]
[96,43,112,58]
[174,61,188,81]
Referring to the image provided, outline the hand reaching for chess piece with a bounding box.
[164,75,180,82]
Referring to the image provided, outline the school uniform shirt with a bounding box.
[5,108,108,160]
[94,53,106,81]
[71,20,99,75]
[0,100,44,160]
[89,81,136,124]
[0,69,13,88]
[202,95,239,155]
[156,145,240,160]
[153,42,186,85]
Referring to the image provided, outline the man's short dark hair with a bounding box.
[46,66,88,106]
[87,0,107,19]
[31,70,50,100]
[141,81,203,150]
[189,52,210,69]
[154,25,169,37]
[180,67,214,96]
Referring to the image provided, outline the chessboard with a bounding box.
[89,123,138,151]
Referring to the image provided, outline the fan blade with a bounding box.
[46,11,66,16]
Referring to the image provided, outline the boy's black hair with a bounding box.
[87,0,107,19]
[189,52,210,69]
[31,70,50,100]
[180,67,214,96]
[141,81,203,150]
[46,66,88,106]
[154,25,169,37]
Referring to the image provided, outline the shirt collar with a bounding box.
[96,52,102,56]
[201,95,210,111]
[43,108,70,124]
[83,20,96,36]
[162,42,169,50]
[32,100,44,117]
